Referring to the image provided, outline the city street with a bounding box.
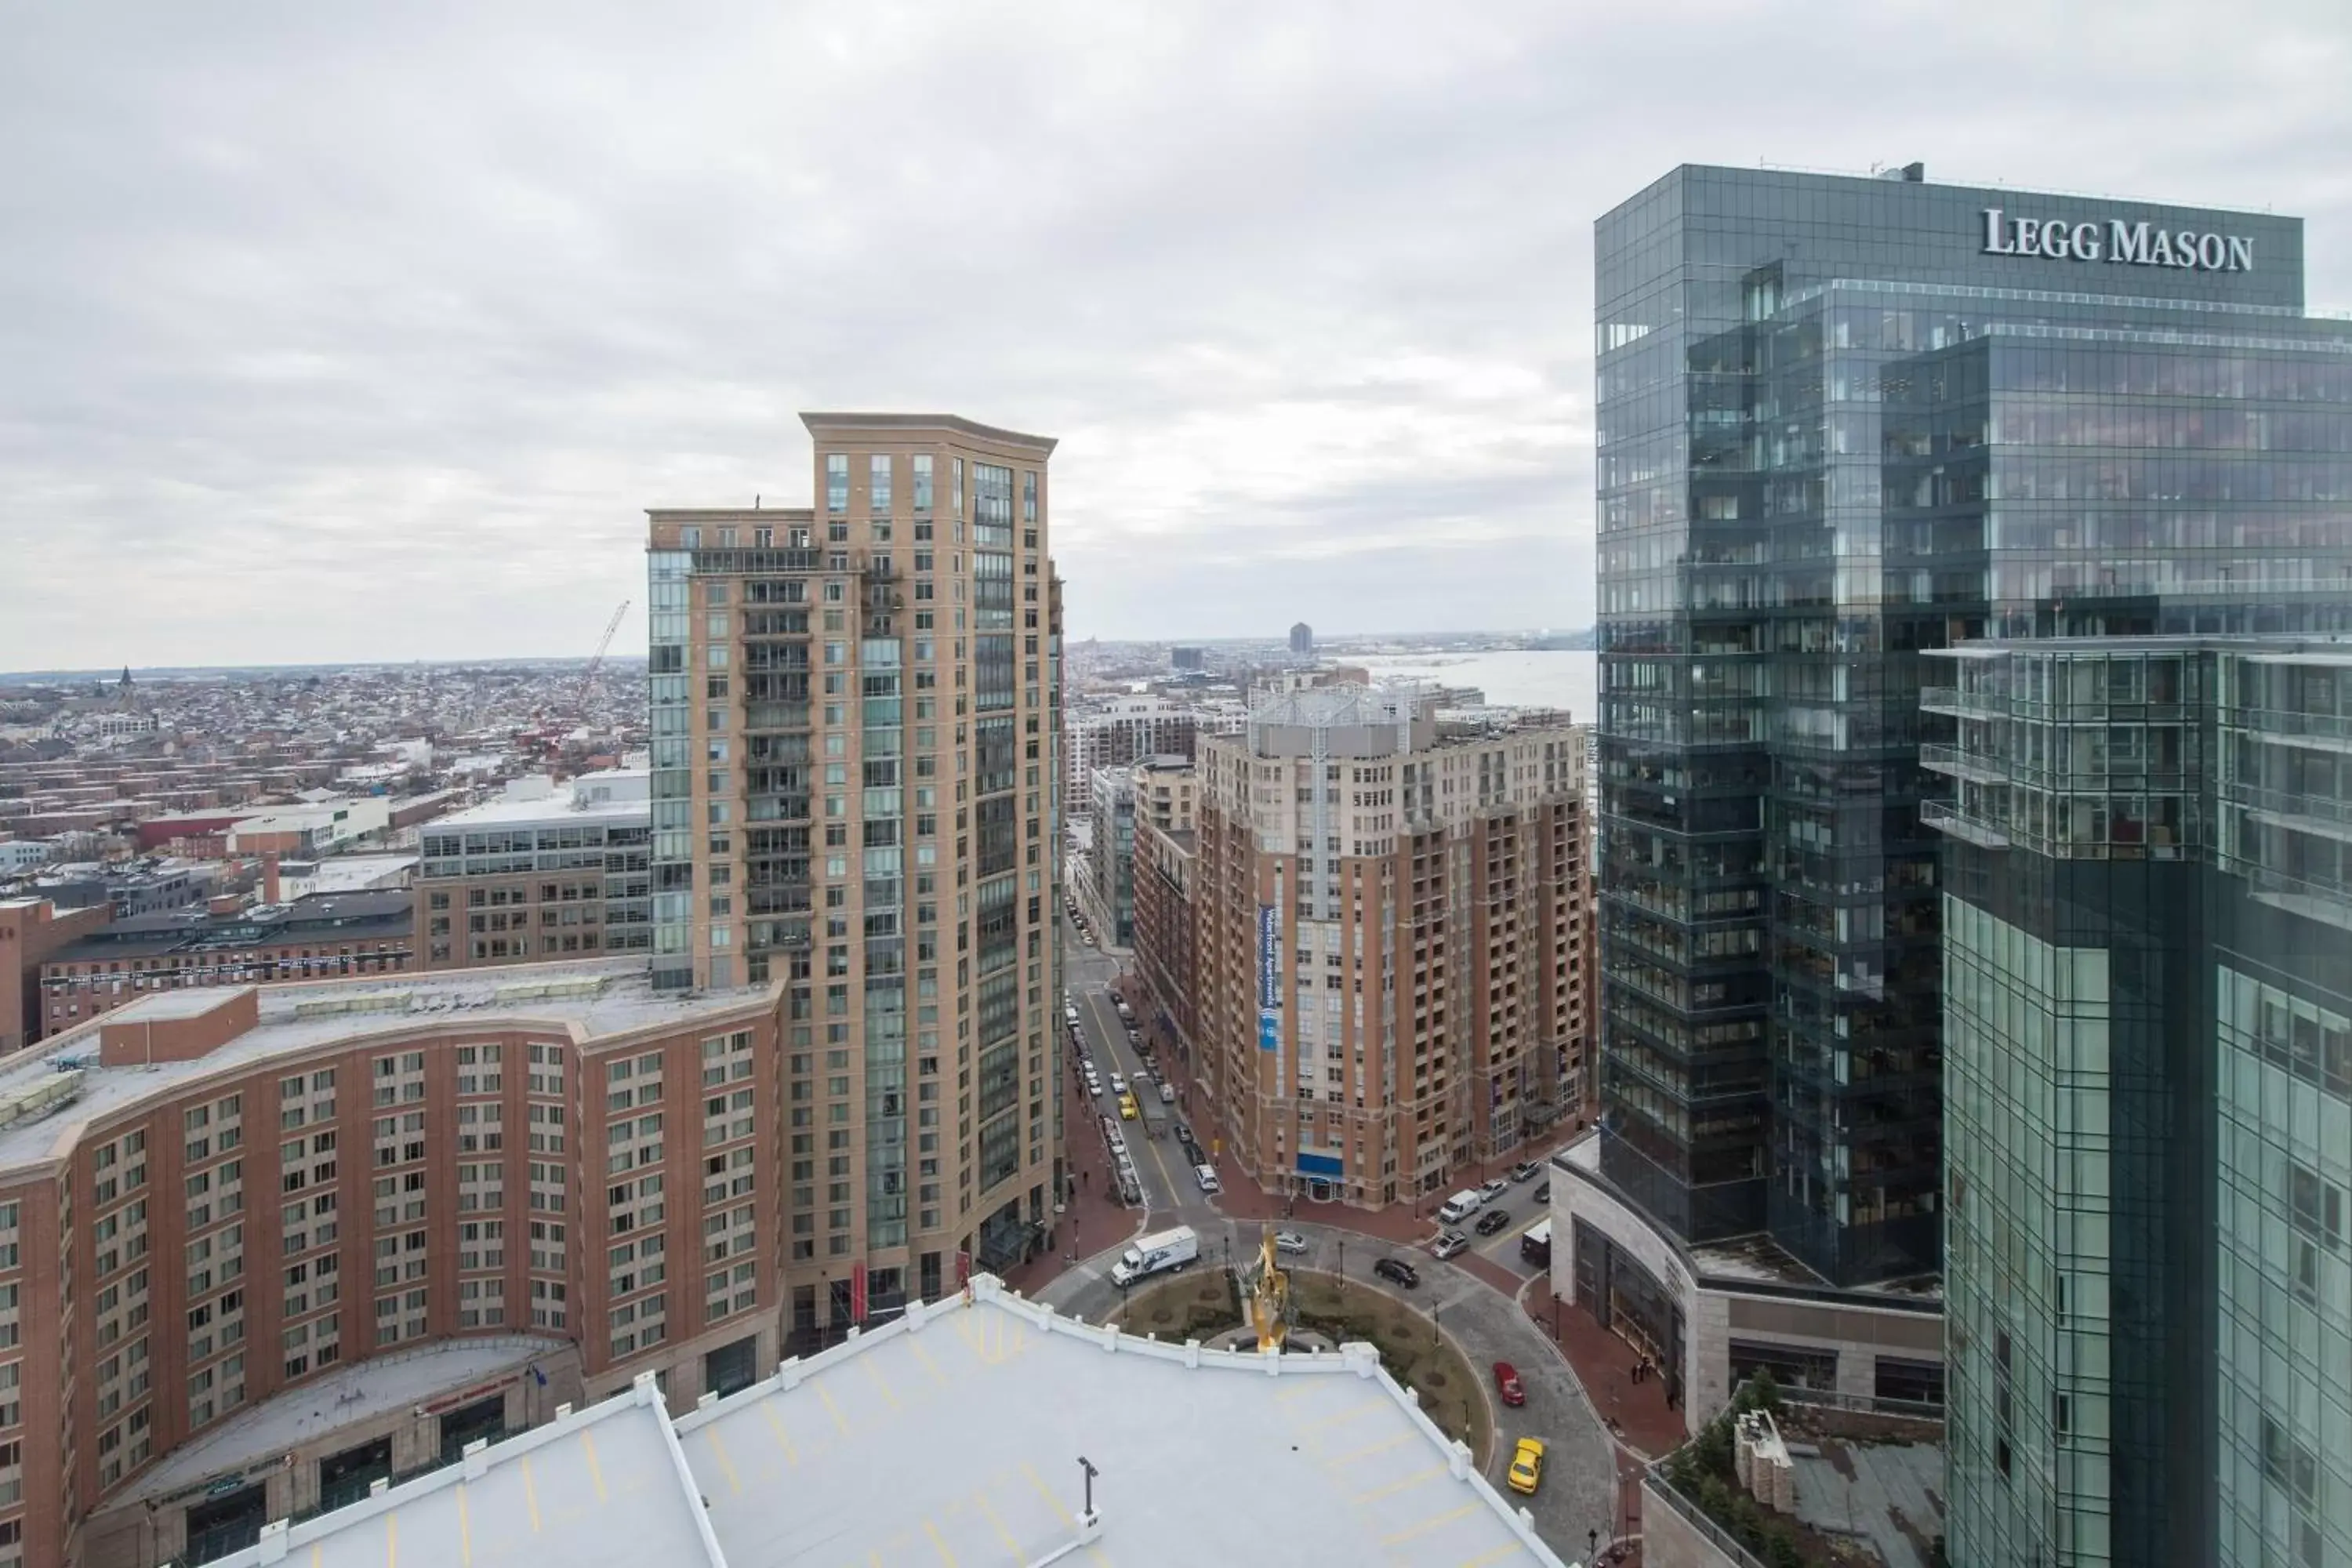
[1035,1215,1619,1557]
[1062,938,1196,1221]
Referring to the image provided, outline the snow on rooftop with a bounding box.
[281,852,416,898]
[674,1276,1568,1568]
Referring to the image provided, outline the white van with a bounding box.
[1436,1189,1483,1225]
[1158,1081,1177,1105]
[1194,1163,1221,1195]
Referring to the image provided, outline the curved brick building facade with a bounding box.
[0,960,844,1566]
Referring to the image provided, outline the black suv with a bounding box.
[1373,1258,1421,1288]
[1475,1207,1512,1236]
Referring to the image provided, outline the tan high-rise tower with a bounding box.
[647,412,1064,1323]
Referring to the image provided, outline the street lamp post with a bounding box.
[1076,1455,1098,1518]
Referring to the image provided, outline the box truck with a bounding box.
[1109,1225,1200,1287]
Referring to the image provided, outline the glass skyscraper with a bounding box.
[1593,164,2352,1289]
[1927,637,2350,1568]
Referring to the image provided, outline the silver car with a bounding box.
[1274,1230,1308,1256]
[1431,1231,1471,1260]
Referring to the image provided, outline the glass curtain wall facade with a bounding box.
[1595,164,2352,1286]
[1928,639,2352,1568]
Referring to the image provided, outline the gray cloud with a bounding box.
[2,0,2349,668]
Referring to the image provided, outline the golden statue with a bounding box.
[1247,1223,1291,1353]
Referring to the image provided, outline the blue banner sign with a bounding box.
[1258,904,1279,1010]
[1258,1010,1279,1053]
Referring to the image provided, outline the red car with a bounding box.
[1494,1361,1525,1406]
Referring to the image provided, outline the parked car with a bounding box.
[1533,1181,1550,1205]
[1373,1258,1421,1288]
[1478,1178,1510,1203]
[1431,1231,1470,1260]
[1511,1161,1541,1183]
[1474,1207,1512,1236]
[1273,1231,1308,1257]
[1507,1436,1546,1494]
[1493,1362,1526,1406]
[1193,1163,1221,1195]
[1436,1189,1483,1225]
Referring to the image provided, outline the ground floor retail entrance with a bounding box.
[1573,1216,1685,1407]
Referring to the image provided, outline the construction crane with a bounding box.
[575,599,630,717]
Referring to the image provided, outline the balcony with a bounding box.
[1918,798,2006,848]
[1917,744,2006,784]
[1916,686,1963,716]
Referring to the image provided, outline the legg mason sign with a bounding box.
[1983,209,2255,273]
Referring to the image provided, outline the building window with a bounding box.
[869,453,891,511]
[826,453,848,514]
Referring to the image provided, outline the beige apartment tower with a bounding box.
[646,412,1065,1312]
[1195,688,1592,1208]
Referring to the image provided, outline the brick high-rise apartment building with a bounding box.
[645,412,1065,1296]
[1193,687,1592,1207]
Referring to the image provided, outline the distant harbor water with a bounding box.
[1348,649,1599,725]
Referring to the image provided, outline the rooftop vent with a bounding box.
[0,1070,84,1131]
[292,989,416,1020]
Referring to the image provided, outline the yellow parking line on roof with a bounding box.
[1326,1431,1414,1470]
[761,1401,800,1465]
[1022,1461,1072,1526]
[1300,1396,1385,1433]
[1454,1542,1528,1568]
[457,1483,473,1566]
[1381,1501,1481,1546]
[582,1428,609,1503]
[910,1338,951,1386]
[862,1356,902,1409]
[1353,1463,1446,1504]
[384,1510,397,1568]
[521,1456,542,1533]
[818,1381,851,1435]
[922,1519,960,1565]
[975,1490,1022,1559]
[705,1426,742,1495]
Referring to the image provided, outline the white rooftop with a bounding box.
[0,957,771,1171]
[210,1373,721,1568]
[431,771,651,831]
[226,1278,1570,1567]
[676,1276,1567,1567]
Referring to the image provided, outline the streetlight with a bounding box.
[1076,1455,1099,1518]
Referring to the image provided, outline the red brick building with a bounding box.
[1192,688,1594,1207]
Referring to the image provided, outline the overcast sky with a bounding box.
[3,1,2349,671]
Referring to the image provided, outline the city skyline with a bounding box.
[5,2,2352,668]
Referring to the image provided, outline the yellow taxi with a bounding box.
[1119,1094,1139,1120]
[1506,1436,1545,1495]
